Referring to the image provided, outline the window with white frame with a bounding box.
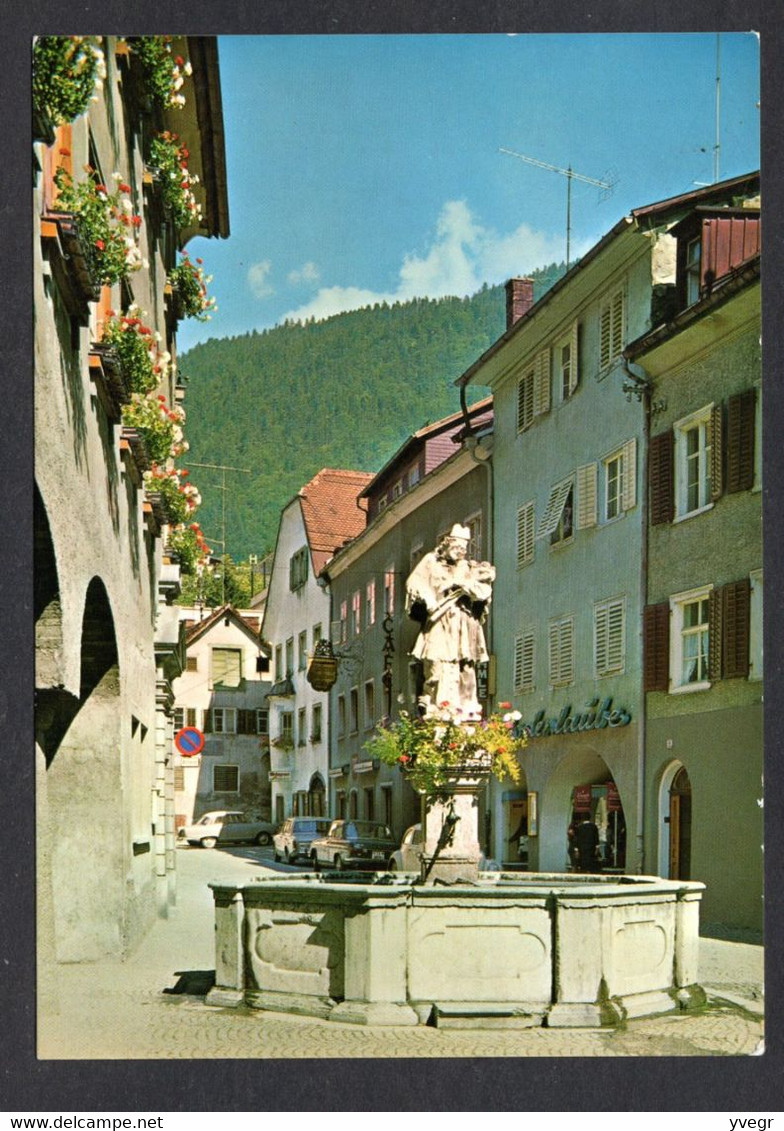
[384,566,395,615]
[311,703,323,742]
[365,580,376,627]
[213,764,239,792]
[548,616,574,687]
[275,644,283,680]
[337,695,346,738]
[256,708,269,735]
[392,479,403,499]
[409,463,421,487]
[602,439,636,522]
[685,236,701,305]
[516,501,535,567]
[173,707,184,730]
[349,687,359,734]
[312,622,323,648]
[339,601,348,644]
[351,590,361,636]
[514,631,535,692]
[211,707,237,734]
[749,569,763,681]
[186,707,197,727]
[289,546,309,591]
[211,647,242,688]
[599,287,625,370]
[538,477,574,546]
[464,511,482,560]
[298,630,308,670]
[285,637,294,676]
[594,597,626,677]
[675,406,713,519]
[280,710,294,745]
[670,586,712,691]
[298,707,307,746]
[364,680,376,729]
[557,322,579,401]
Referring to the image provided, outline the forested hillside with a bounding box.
[180,268,564,559]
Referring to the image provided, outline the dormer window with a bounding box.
[685,236,702,305]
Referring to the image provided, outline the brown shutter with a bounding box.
[726,389,756,494]
[722,578,751,678]
[644,603,670,691]
[710,403,724,501]
[708,589,723,681]
[649,430,674,525]
[203,709,213,733]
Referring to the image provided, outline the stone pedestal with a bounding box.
[420,766,490,884]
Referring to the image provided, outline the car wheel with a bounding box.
[387,859,397,871]
[334,854,344,871]
[255,831,271,846]
[310,852,320,872]
[201,837,217,849]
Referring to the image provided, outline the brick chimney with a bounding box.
[505,277,534,329]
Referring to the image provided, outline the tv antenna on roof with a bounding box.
[499,147,618,270]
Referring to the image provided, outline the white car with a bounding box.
[387,823,502,872]
[177,810,275,849]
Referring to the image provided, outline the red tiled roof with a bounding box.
[299,468,374,574]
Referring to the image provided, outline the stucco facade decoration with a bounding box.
[261,469,373,824]
[625,189,762,934]
[456,173,760,882]
[321,402,494,843]
[33,34,229,1014]
[171,605,272,824]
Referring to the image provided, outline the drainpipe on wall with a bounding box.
[622,356,652,875]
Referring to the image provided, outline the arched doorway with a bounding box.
[540,748,625,872]
[659,762,692,880]
[308,773,326,817]
[46,578,124,961]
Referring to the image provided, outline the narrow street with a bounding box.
[38,848,764,1060]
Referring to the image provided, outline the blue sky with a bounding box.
[178,32,760,352]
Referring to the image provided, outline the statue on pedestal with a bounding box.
[405,523,495,719]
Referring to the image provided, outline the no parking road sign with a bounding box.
[174,726,205,757]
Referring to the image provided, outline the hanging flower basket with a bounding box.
[146,132,203,230]
[165,523,211,575]
[168,253,217,321]
[143,466,201,526]
[120,393,187,465]
[88,342,130,420]
[119,425,151,475]
[51,167,145,286]
[42,213,102,310]
[33,36,106,127]
[100,307,171,395]
[125,36,191,110]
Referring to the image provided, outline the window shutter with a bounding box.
[649,430,674,525]
[622,438,637,511]
[722,578,751,678]
[611,290,624,359]
[576,464,598,529]
[726,389,756,494]
[559,619,574,683]
[538,479,573,539]
[708,588,723,682]
[534,348,551,415]
[710,402,724,501]
[514,633,534,691]
[643,603,669,691]
[516,502,535,566]
[569,321,580,394]
[203,709,213,734]
[600,303,612,369]
[517,373,534,432]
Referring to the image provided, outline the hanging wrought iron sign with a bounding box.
[307,638,339,692]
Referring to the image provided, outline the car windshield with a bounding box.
[342,821,393,840]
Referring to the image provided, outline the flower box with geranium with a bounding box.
[33,36,106,129]
[364,703,525,797]
[51,167,144,286]
[144,466,201,525]
[121,393,187,465]
[100,307,171,395]
[147,132,203,229]
[165,523,211,575]
[126,37,191,110]
[168,254,217,321]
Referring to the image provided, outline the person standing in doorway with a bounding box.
[574,812,601,873]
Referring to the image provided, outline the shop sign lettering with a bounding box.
[515,696,632,740]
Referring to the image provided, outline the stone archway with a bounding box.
[538,747,620,872]
[45,577,125,961]
[308,773,326,817]
[658,761,692,880]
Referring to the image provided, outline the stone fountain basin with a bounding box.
[207,871,705,1028]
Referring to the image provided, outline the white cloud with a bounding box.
[247,259,274,299]
[279,200,580,325]
[287,261,320,286]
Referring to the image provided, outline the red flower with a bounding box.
[175,55,184,66]
[107,309,115,317]
[196,257,203,264]
[158,394,167,401]
[119,183,131,194]
[498,701,512,709]
[94,239,105,250]
[95,184,107,194]
[132,216,142,227]
[180,469,189,476]
[59,147,71,156]
[399,754,410,764]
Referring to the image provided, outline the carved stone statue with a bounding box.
[405,523,495,718]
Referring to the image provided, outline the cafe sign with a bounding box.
[516,696,631,740]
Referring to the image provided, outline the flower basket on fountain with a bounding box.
[147,132,203,229]
[52,168,145,287]
[168,254,218,322]
[365,702,524,797]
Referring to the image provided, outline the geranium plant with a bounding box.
[147,131,202,229]
[168,253,217,321]
[33,36,106,125]
[127,36,191,110]
[365,702,525,796]
[166,523,210,575]
[101,307,170,394]
[52,167,144,285]
[121,393,187,464]
[144,466,201,525]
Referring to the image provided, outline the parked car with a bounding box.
[273,817,332,864]
[310,819,397,872]
[178,810,276,848]
[387,823,502,872]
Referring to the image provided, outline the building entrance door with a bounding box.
[669,766,692,879]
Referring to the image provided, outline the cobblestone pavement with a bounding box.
[38,847,765,1060]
